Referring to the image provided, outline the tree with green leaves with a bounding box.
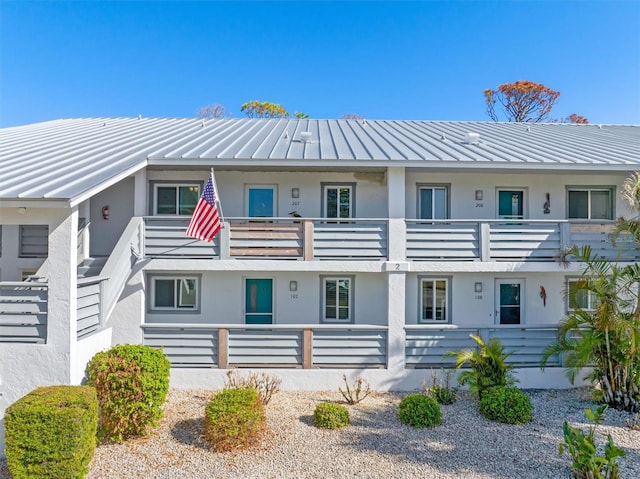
[543,174,640,411]
[240,101,289,118]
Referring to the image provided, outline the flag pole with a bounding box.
[210,168,225,226]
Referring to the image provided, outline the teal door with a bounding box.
[496,280,523,325]
[247,187,275,217]
[498,190,524,219]
[245,279,273,324]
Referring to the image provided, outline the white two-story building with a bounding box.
[1,118,638,453]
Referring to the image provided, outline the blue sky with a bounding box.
[1,1,639,127]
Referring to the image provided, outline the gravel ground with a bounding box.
[1,388,639,479]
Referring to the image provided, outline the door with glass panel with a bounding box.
[495,279,524,325]
[245,279,273,324]
[418,186,448,220]
[246,186,276,218]
[324,185,353,219]
[497,190,525,220]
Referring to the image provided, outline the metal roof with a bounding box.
[0,117,639,204]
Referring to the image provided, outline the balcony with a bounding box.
[142,323,388,369]
[143,217,639,262]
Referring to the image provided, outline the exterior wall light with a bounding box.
[291,188,300,198]
[475,190,483,201]
[474,282,483,293]
[289,281,298,292]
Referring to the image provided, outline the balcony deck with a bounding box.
[143,217,639,262]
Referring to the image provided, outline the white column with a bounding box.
[47,207,79,383]
[385,167,407,372]
[134,169,148,216]
[387,271,406,373]
[79,200,91,261]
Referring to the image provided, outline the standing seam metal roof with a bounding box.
[0,117,638,203]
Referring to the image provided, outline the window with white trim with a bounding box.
[323,184,354,219]
[567,278,598,312]
[420,277,449,323]
[567,188,614,220]
[151,276,198,311]
[322,277,352,322]
[154,184,200,215]
[418,185,448,220]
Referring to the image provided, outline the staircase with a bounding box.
[77,257,107,279]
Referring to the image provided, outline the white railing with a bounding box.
[144,217,220,258]
[0,281,48,344]
[99,217,143,321]
[404,324,561,368]
[141,323,388,369]
[406,219,639,262]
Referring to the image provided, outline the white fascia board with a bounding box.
[144,259,386,273]
[0,199,70,208]
[147,157,639,173]
[68,160,148,207]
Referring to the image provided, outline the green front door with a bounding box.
[498,190,524,219]
[245,279,273,324]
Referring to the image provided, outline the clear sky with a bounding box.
[1,1,639,127]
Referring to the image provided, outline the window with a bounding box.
[323,184,354,219]
[567,278,597,311]
[150,276,199,311]
[567,188,613,220]
[418,186,448,220]
[154,184,200,215]
[322,277,353,322]
[420,277,449,322]
[19,225,49,258]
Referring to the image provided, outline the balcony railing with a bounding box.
[143,217,639,262]
[143,217,388,260]
[142,323,388,369]
[404,325,561,368]
[0,281,48,344]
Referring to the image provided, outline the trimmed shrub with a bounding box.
[86,344,170,442]
[313,402,350,429]
[205,387,266,452]
[398,393,442,428]
[478,386,533,424]
[5,385,98,479]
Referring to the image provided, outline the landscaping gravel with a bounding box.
[1,388,639,479]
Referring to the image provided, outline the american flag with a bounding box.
[185,173,221,242]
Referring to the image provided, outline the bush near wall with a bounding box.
[86,344,170,442]
[5,385,98,479]
[204,387,266,452]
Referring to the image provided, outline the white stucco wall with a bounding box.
[142,271,388,328]
[405,170,634,220]
[405,272,569,326]
[147,170,388,218]
[90,177,135,256]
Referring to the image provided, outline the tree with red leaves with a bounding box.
[484,80,561,123]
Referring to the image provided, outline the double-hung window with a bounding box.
[151,276,199,311]
[322,277,352,322]
[154,184,200,216]
[567,188,614,220]
[419,277,449,323]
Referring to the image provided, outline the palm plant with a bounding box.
[542,246,640,412]
[447,334,517,398]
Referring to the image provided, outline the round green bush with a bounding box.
[398,393,442,428]
[478,386,533,424]
[313,402,350,429]
[205,387,266,451]
[87,344,170,442]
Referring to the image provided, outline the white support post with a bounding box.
[47,207,79,384]
[133,169,148,217]
[479,222,491,261]
[219,221,231,259]
[385,167,407,373]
